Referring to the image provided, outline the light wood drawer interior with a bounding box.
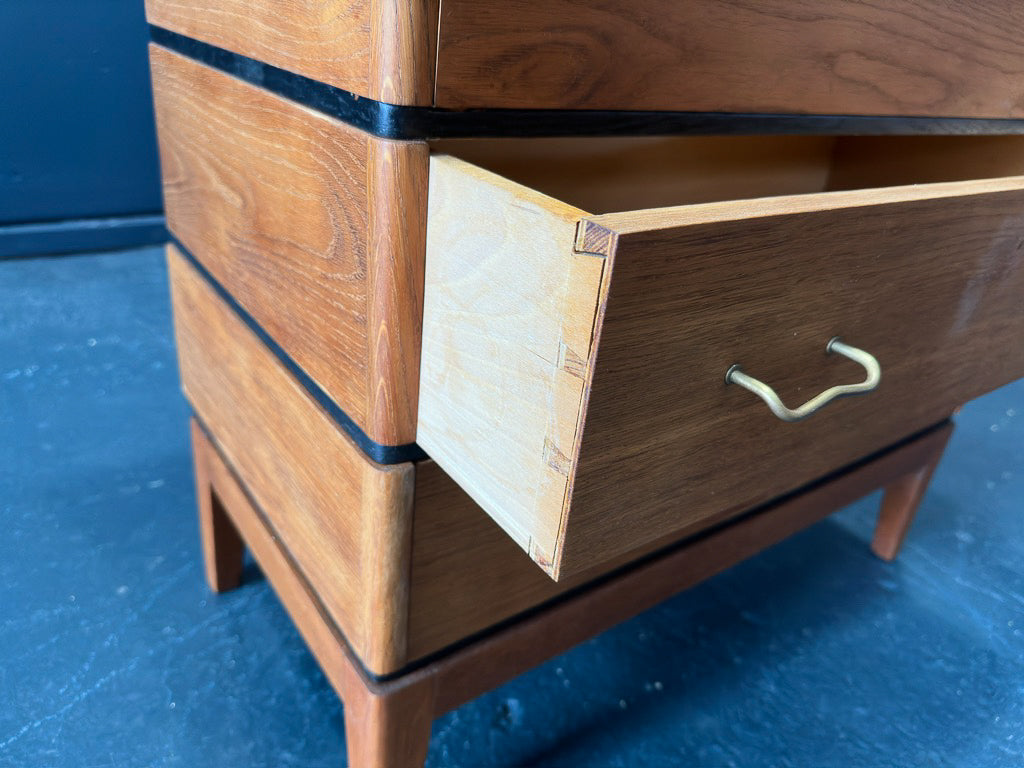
[419,135,1024,580]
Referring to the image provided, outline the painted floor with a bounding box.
[1,246,1022,767]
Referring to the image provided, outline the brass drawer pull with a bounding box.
[725,337,881,422]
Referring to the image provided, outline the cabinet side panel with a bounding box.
[146,0,373,98]
[168,245,415,674]
[151,45,374,435]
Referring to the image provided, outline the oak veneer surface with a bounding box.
[151,45,425,445]
[167,245,415,675]
[421,153,1024,579]
[435,0,1024,116]
[145,0,438,105]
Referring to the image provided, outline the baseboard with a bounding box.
[0,214,168,259]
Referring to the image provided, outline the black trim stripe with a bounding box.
[150,24,1024,140]
[171,236,426,465]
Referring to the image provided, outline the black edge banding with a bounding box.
[150,24,1024,140]
[169,236,427,465]
[150,26,401,137]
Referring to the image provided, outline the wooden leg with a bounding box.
[191,417,435,765]
[872,422,953,562]
[342,678,434,768]
[192,421,246,592]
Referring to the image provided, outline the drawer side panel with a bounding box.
[417,155,603,573]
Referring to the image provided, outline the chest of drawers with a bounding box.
[147,2,1024,764]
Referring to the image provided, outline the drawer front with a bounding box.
[151,44,426,447]
[435,0,1024,116]
[419,155,1024,579]
[408,461,577,661]
[145,0,437,105]
[167,244,415,674]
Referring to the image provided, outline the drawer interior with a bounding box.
[431,135,1024,213]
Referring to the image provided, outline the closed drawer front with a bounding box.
[150,44,426,448]
[436,0,1024,116]
[418,135,1024,580]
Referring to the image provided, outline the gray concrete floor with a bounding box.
[1,246,1022,767]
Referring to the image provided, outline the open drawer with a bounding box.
[417,135,1024,580]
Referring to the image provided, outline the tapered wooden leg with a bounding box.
[192,420,246,592]
[342,678,434,768]
[872,422,953,562]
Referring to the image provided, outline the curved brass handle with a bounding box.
[725,337,880,422]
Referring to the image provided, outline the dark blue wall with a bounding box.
[0,1,165,255]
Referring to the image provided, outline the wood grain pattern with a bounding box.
[168,245,416,674]
[435,0,1024,116]
[366,139,429,447]
[145,0,437,105]
[407,461,575,660]
[151,45,426,445]
[408,453,833,662]
[190,420,361,693]
[370,0,440,106]
[567,181,1024,578]
[342,673,434,768]
[152,44,368,427]
[417,155,606,567]
[431,136,840,214]
[420,144,1024,579]
[354,421,958,766]
[193,419,437,767]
